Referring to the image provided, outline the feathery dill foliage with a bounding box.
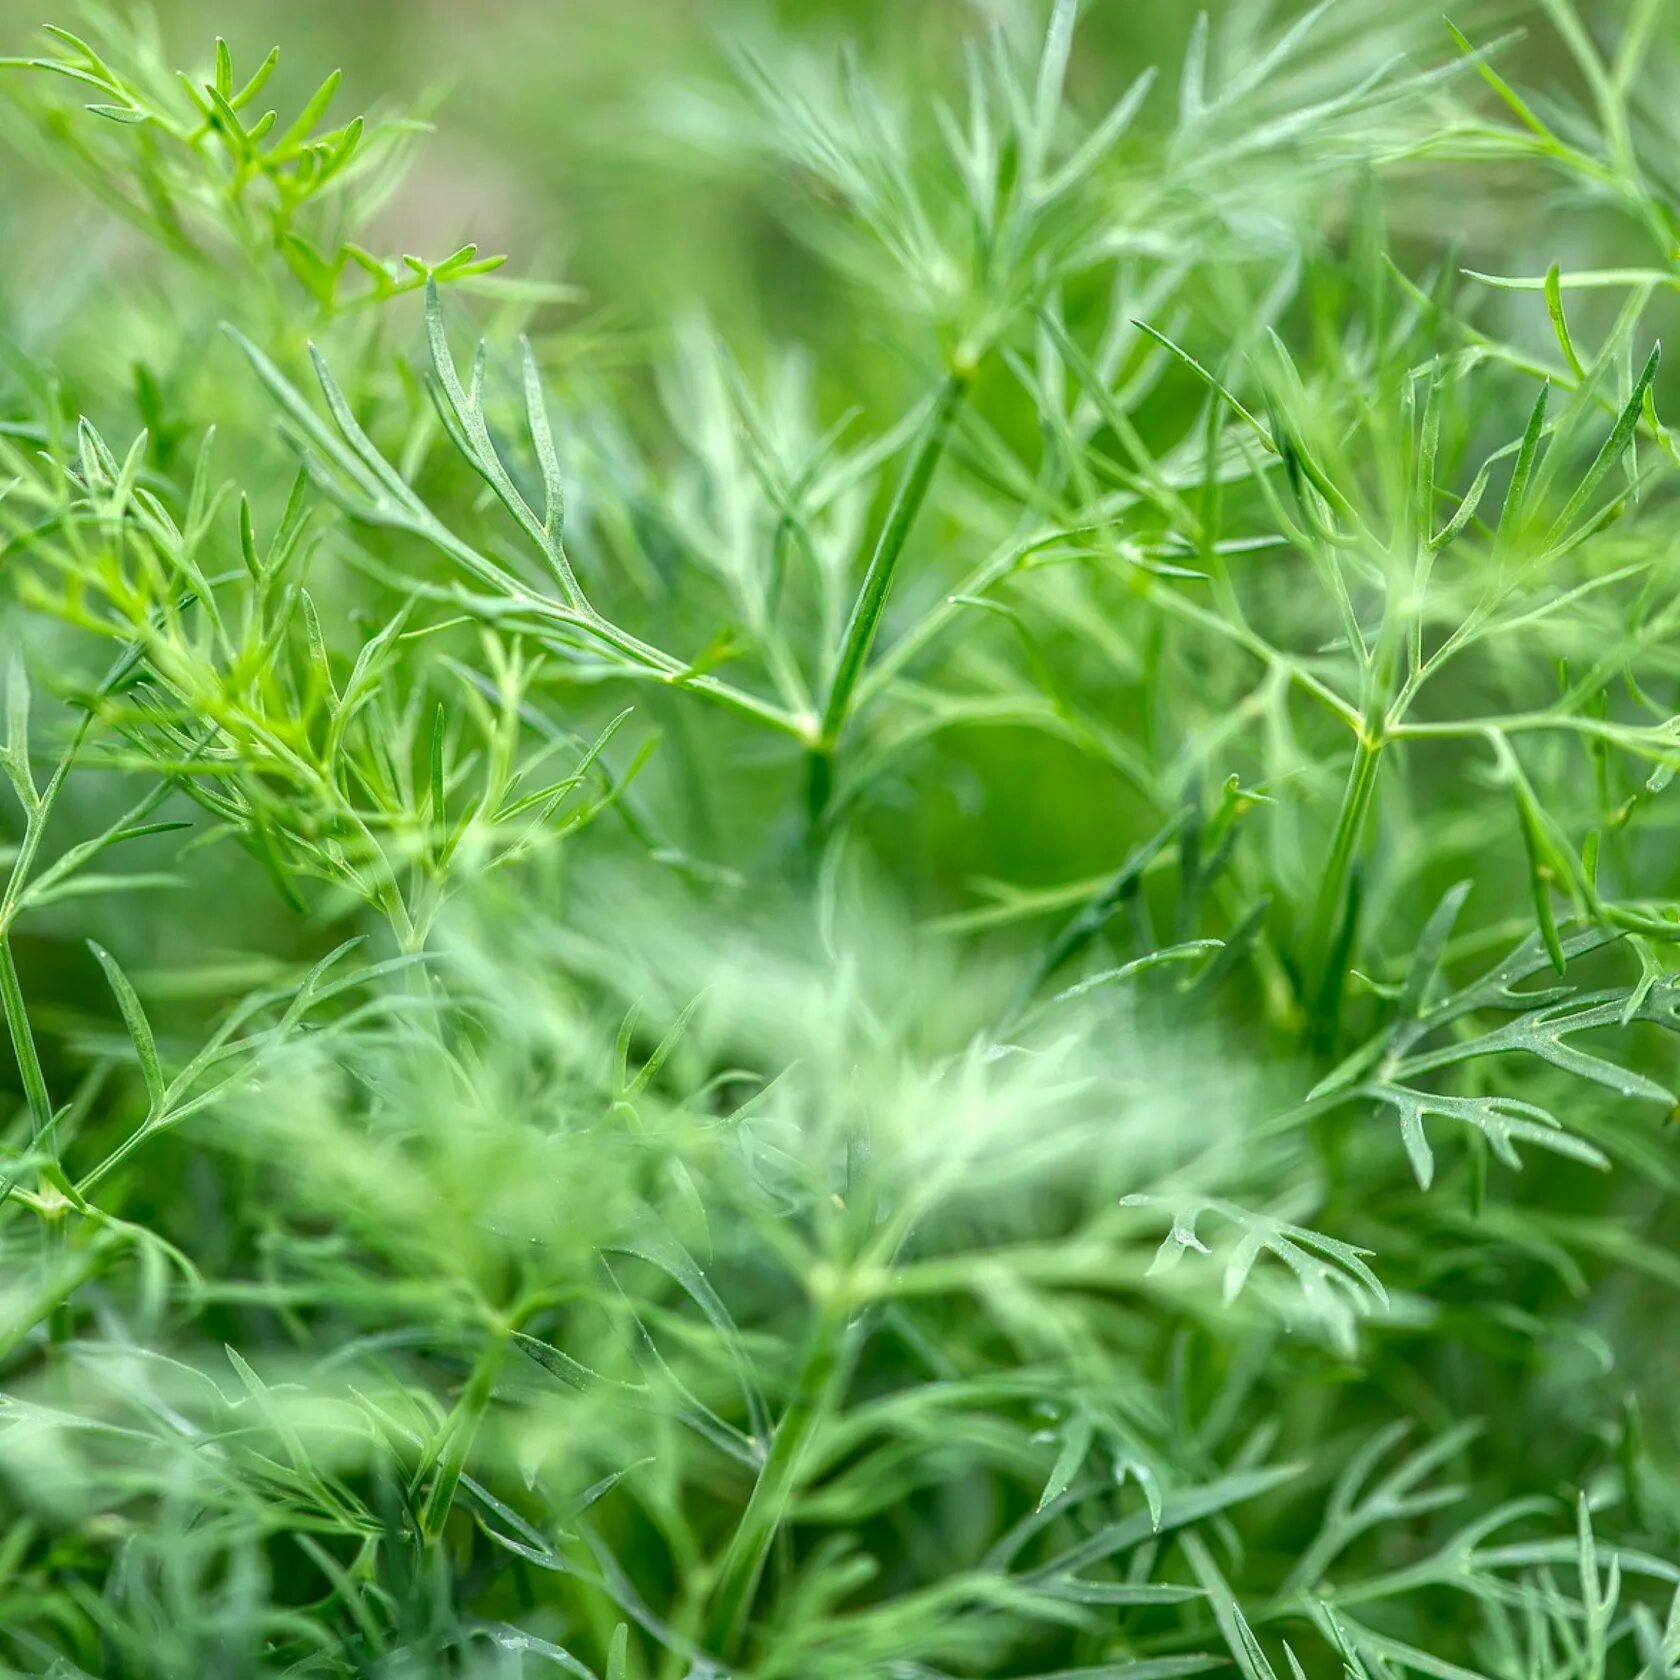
[1,0,1680,1673]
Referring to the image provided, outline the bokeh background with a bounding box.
[0,0,1590,367]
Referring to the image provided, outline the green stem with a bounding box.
[0,938,51,1146]
[419,1330,509,1542]
[1303,731,1383,1051]
[703,1296,851,1659]
[0,934,73,1355]
[0,1238,105,1366]
[806,370,969,827]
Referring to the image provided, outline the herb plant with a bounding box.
[2,2,1680,1676]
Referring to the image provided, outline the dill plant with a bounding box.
[1,2,1679,1677]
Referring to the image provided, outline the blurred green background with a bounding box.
[0,0,1180,345]
[0,0,1551,355]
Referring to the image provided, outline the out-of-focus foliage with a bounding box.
[3,1,1680,1675]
